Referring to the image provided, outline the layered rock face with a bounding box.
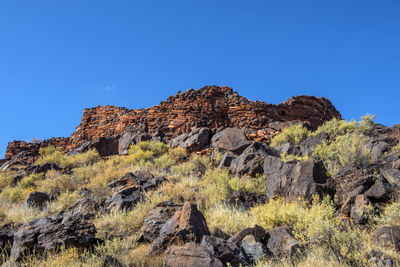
[3,85,341,161]
[69,86,341,146]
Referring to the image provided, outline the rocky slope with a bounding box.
[3,86,340,163]
[1,86,400,266]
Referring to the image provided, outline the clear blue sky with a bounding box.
[1,0,400,157]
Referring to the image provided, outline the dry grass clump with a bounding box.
[36,146,100,168]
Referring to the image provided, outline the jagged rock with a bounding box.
[274,143,301,156]
[228,225,267,245]
[102,255,125,267]
[148,202,210,254]
[24,163,61,176]
[228,225,268,262]
[150,130,165,143]
[164,242,224,267]
[365,177,393,203]
[218,152,236,168]
[201,235,248,267]
[241,234,268,262]
[367,249,395,267]
[118,131,150,155]
[24,191,50,208]
[264,156,334,201]
[10,199,98,261]
[142,201,182,242]
[266,226,300,258]
[211,128,252,155]
[227,191,266,210]
[373,226,400,251]
[229,142,278,176]
[170,127,211,151]
[108,170,166,192]
[70,136,119,157]
[105,187,144,212]
[350,194,371,224]
[65,198,99,220]
[299,132,329,155]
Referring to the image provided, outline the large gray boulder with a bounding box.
[229,142,278,176]
[264,156,334,201]
[164,242,223,267]
[266,226,300,258]
[10,199,98,261]
[170,127,211,151]
[105,186,144,212]
[118,131,151,155]
[148,202,210,255]
[141,201,182,243]
[70,136,119,157]
[211,128,252,155]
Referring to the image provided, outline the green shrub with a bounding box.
[270,124,311,147]
[313,133,371,177]
[314,114,376,138]
[20,173,43,188]
[171,155,211,176]
[280,152,309,163]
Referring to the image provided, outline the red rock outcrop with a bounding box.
[3,86,341,161]
[70,86,341,146]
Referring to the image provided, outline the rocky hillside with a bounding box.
[3,86,340,163]
[0,86,399,267]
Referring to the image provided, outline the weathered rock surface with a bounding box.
[70,136,119,157]
[24,191,50,208]
[266,226,300,258]
[211,128,252,155]
[164,242,224,267]
[105,186,144,211]
[229,142,278,176]
[201,235,248,267]
[299,131,329,155]
[0,224,15,258]
[10,199,98,261]
[170,127,211,151]
[264,156,334,201]
[102,255,125,267]
[373,226,400,251]
[148,202,210,254]
[142,201,182,242]
[108,170,166,193]
[24,163,61,176]
[118,130,151,155]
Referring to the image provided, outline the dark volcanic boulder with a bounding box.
[170,127,211,151]
[299,132,329,155]
[70,136,119,157]
[24,191,50,208]
[228,225,268,262]
[264,156,334,201]
[142,201,182,242]
[201,235,248,267]
[211,128,252,155]
[10,199,98,261]
[105,186,144,212]
[218,152,236,168]
[164,242,223,267]
[24,163,61,176]
[118,130,151,155]
[227,191,266,210]
[148,202,210,254]
[230,142,278,176]
[108,170,166,192]
[266,226,300,258]
[373,226,400,251]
